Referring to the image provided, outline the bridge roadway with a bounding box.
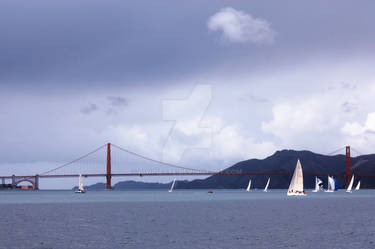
[0,171,364,179]
[3,171,375,190]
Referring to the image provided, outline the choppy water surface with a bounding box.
[0,189,374,249]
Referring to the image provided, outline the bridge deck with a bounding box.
[3,172,375,179]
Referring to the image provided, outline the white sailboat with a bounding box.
[246,179,251,192]
[325,176,337,192]
[287,159,306,196]
[346,175,354,193]
[312,177,323,192]
[75,174,86,193]
[355,181,360,191]
[168,179,176,192]
[264,178,270,192]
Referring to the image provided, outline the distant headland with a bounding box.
[79,149,375,190]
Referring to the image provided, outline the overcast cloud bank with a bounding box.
[1,1,375,188]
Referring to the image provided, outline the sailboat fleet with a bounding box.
[242,161,361,195]
[284,159,360,196]
[245,177,270,192]
[347,175,361,192]
[73,160,362,195]
[242,159,361,196]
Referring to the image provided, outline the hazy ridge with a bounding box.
[82,150,375,190]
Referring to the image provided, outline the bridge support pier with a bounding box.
[11,175,16,189]
[345,146,351,188]
[34,175,39,190]
[106,143,112,189]
[1,177,4,185]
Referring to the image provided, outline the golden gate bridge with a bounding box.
[0,143,372,190]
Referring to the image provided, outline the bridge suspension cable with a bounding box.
[39,144,107,176]
[111,143,212,173]
[326,146,346,156]
[351,147,365,156]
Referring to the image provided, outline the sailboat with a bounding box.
[346,175,354,193]
[325,176,338,192]
[75,174,86,193]
[246,179,251,192]
[312,177,323,192]
[264,178,270,192]
[355,181,360,191]
[287,159,306,196]
[168,179,176,192]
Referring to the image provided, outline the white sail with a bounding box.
[287,159,305,196]
[246,180,251,192]
[264,178,270,192]
[355,181,360,191]
[75,174,86,193]
[78,174,84,191]
[346,175,354,193]
[317,178,323,187]
[312,177,319,192]
[168,179,176,192]
[328,176,334,191]
[325,176,335,192]
[312,177,323,192]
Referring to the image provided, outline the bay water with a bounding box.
[0,189,374,249]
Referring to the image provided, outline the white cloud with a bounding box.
[341,122,364,136]
[340,112,375,155]
[262,97,340,141]
[162,85,212,162]
[259,78,375,154]
[161,85,276,163]
[342,112,375,136]
[3,60,375,189]
[207,7,276,44]
[212,125,276,160]
[158,116,276,166]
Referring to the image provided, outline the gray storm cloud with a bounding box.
[80,104,99,115]
[107,96,128,107]
[1,0,375,188]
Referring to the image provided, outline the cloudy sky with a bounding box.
[1,0,375,188]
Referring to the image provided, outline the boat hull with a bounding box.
[287,192,306,196]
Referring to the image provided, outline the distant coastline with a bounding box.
[78,149,375,190]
